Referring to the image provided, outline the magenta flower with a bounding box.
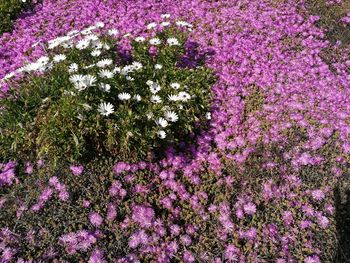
[70,165,84,176]
[243,202,256,215]
[89,212,103,227]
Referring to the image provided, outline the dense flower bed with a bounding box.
[0,0,350,262]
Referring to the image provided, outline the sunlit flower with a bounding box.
[95,21,105,28]
[146,22,157,30]
[157,130,166,139]
[91,49,101,57]
[96,59,113,68]
[178,91,191,101]
[118,92,131,101]
[52,54,66,63]
[206,112,211,120]
[98,69,114,78]
[168,94,179,101]
[151,95,162,103]
[68,63,78,73]
[98,102,114,116]
[170,82,180,89]
[150,38,161,45]
[161,21,170,27]
[135,36,145,42]
[156,117,168,128]
[76,38,90,49]
[164,111,178,122]
[167,37,180,46]
[99,83,111,92]
[149,83,161,94]
[133,94,142,101]
[155,64,163,70]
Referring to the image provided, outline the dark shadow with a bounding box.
[178,41,216,68]
[334,174,350,262]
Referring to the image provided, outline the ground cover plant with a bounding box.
[0,0,350,262]
[0,0,38,34]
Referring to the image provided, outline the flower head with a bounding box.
[98,102,114,116]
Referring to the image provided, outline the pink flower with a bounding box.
[70,165,84,176]
[89,212,103,227]
[243,202,256,215]
[311,189,325,201]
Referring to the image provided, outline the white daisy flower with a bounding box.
[99,83,111,92]
[133,94,142,101]
[95,22,105,28]
[76,39,90,50]
[118,92,131,101]
[103,44,111,50]
[68,63,78,73]
[149,38,161,45]
[61,41,74,49]
[176,21,193,27]
[135,36,145,42]
[146,80,154,86]
[168,94,179,101]
[93,41,103,49]
[53,54,66,63]
[161,14,170,19]
[113,66,121,73]
[161,21,170,27]
[154,64,163,70]
[37,56,50,65]
[91,49,102,57]
[167,37,180,46]
[206,112,211,120]
[98,69,114,79]
[170,82,180,89]
[157,130,166,139]
[98,102,114,116]
[147,22,157,30]
[108,29,119,36]
[131,62,143,70]
[149,83,161,94]
[164,111,178,122]
[178,91,191,101]
[156,117,168,128]
[85,34,99,42]
[151,95,162,103]
[96,59,113,68]
[83,74,97,87]
[69,74,85,84]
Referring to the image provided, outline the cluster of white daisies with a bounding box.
[1,16,209,140]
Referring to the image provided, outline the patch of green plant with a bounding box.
[0,0,36,34]
[0,25,216,164]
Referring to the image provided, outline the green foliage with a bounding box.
[0,0,35,34]
[0,27,216,164]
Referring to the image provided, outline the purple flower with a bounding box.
[88,248,106,263]
[70,165,84,176]
[89,212,103,227]
[183,250,195,263]
[311,189,325,201]
[243,202,256,215]
[131,205,155,228]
